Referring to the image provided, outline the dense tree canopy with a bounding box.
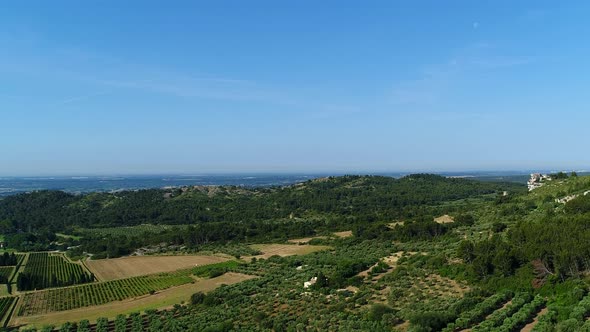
[0,175,520,232]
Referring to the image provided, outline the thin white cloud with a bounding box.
[388,43,534,105]
[470,56,533,68]
[59,91,110,105]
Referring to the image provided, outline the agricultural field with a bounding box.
[287,235,327,244]
[0,267,13,283]
[0,296,16,325]
[386,269,470,316]
[248,243,332,259]
[0,285,9,297]
[17,252,93,291]
[333,230,353,238]
[288,230,353,244]
[17,269,195,316]
[12,272,256,329]
[85,255,229,281]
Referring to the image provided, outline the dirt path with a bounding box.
[357,252,405,279]
[521,307,548,332]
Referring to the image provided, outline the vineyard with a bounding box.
[0,296,16,325]
[0,254,24,284]
[17,269,194,316]
[17,253,93,291]
[0,267,13,284]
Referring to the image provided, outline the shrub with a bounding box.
[191,291,205,305]
[367,304,396,321]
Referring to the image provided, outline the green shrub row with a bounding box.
[495,294,545,332]
[472,292,533,331]
[442,291,512,331]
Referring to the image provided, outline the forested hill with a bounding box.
[0,174,523,233]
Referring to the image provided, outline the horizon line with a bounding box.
[0,168,587,178]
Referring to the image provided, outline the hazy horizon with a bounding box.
[0,168,586,178]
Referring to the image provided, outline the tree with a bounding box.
[492,222,507,233]
[191,292,205,305]
[457,240,475,263]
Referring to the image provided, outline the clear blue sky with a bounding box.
[2,1,590,176]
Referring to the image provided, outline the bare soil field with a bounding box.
[287,230,352,244]
[287,236,327,244]
[434,214,455,224]
[333,230,353,238]
[249,244,331,259]
[86,255,229,281]
[388,221,405,228]
[357,251,404,278]
[12,272,256,329]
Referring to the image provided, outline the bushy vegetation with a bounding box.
[472,292,533,331]
[496,294,545,331]
[0,175,521,256]
[442,291,512,331]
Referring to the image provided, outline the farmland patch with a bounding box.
[248,244,331,259]
[86,255,228,281]
[12,272,256,329]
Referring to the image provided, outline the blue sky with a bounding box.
[2,1,590,175]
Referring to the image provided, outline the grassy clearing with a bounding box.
[333,230,353,238]
[0,284,9,297]
[86,255,229,281]
[434,214,455,224]
[287,230,352,244]
[287,236,327,244]
[248,244,332,259]
[55,233,81,241]
[12,272,256,329]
